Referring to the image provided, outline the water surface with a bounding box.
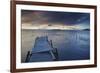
[21,30,90,62]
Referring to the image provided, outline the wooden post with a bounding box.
[25,51,31,62]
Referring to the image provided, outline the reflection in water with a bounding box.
[21,30,90,63]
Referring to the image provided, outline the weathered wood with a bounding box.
[25,36,59,62]
[25,51,31,62]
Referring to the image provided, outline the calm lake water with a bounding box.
[21,30,90,62]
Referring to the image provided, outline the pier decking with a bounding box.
[25,36,58,62]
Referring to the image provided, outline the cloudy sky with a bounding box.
[21,10,90,30]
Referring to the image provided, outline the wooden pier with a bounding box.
[25,36,58,62]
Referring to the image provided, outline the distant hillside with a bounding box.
[83,29,90,31]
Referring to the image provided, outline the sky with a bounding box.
[21,10,90,30]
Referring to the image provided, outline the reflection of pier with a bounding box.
[25,36,58,62]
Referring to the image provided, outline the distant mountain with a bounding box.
[83,29,90,31]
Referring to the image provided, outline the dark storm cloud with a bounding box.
[21,10,90,26]
[43,11,90,25]
[21,10,50,24]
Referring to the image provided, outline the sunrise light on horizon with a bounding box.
[21,10,90,30]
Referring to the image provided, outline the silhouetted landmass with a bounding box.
[83,29,90,31]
